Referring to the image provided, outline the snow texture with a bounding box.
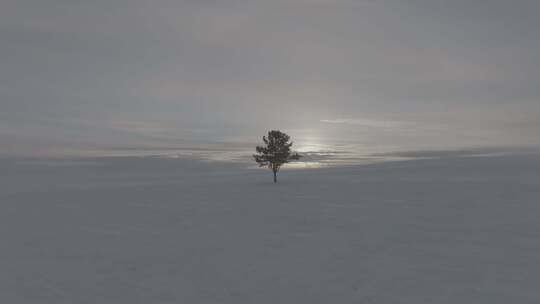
[1,153,540,303]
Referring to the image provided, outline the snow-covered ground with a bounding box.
[1,153,540,303]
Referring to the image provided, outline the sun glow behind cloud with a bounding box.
[320,118,406,128]
[295,142,328,153]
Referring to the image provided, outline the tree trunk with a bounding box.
[273,170,277,183]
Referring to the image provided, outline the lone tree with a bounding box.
[254,130,301,183]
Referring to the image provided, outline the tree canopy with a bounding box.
[254,130,300,183]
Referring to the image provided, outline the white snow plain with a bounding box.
[1,153,540,303]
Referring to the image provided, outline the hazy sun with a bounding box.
[295,142,326,153]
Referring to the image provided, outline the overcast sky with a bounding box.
[1,0,539,156]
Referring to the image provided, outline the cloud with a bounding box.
[1,0,540,156]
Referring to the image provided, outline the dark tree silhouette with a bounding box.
[253,130,301,183]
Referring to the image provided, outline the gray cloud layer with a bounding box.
[1,0,539,156]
